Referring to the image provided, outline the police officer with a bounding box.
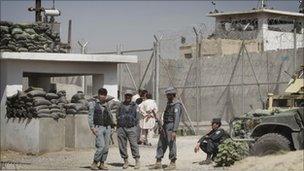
[88,88,114,170]
[117,90,140,169]
[151,87,182,170]
[194,118,227,165]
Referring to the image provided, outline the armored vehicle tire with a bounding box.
[252,133,291,156]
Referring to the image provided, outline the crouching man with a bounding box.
[194,118,227,165]
[88,88,114,170]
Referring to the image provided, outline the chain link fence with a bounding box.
[120,19,304,132]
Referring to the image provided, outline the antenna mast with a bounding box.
[258,0,268,9]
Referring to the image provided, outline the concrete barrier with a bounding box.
[4,118,65,154]
[65,115,95,149]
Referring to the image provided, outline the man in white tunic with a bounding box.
[138,93,158,145]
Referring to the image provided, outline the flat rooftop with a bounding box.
[0,52,137,63]
[207,8,304,17]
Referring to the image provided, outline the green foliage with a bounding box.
[232,120,243,136]
[214,138,249,167]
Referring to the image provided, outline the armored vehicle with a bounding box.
[230,66,304,156]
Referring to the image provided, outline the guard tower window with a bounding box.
[219,18,258,32]
[268,19,302,33]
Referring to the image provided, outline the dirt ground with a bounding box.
[1,136,303,171]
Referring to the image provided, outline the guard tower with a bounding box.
[180,6,304,57]
[208,8,304,51]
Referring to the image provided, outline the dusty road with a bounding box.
[1,136,217,170]
[1,136,303,170]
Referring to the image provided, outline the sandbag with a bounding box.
[0,21,68,53]
[58,96,68,104]
[26,102,33,106]
[24,28,36,35]
[11,28,23,35]
[50,104,60,109]
[18,47,28,52]
[0,25,9,33]
[75,103,88,111]
[27,90,46,97]
[37,113,54,118]
[50,108,61,113]
[37,108,51,114]
[32,96,46,101]
[46,93,59,100]
[52,112,66,119]
[78,99,89,107]
[57,90,66,97]
[33,98,51,106]
[78,110,89,114]
[6,93,18,101]
[50,99,58,104]
[0,21,13,26]
[66,109,77,114]
[64,103,77,109]
[71,92,85,103]
[33,105,49,111]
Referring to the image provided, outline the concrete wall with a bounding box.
[180,39,260,58]
[65,115,95,149]
[4,118,65,154]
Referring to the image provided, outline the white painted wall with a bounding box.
[264,30,304,51]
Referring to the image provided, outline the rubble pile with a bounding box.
[0,21,67,53]
[6,87,67,119]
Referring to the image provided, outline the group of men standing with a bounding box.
[88,87,183,170]
[88,87,226,170]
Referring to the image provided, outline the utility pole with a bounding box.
[35,0,42,22]
[241,42,245,115]
[117,44,123,101]
[193,27,200,132]
[153,35,160,107]
[28,0,43,22]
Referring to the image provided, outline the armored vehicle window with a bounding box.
[295,99,304,107]
[273,99,289,107]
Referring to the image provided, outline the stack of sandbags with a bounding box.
[0,21,67,53]
[6,91,31,118]
[45,93,66,118]
[5,87,67,120]
[65,91,89,114]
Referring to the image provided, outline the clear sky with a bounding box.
[0,0,300,53]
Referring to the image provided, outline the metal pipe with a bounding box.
[241,42,245,115]
[91,48,153,55]
[35,0,42,22]
[153,35,161,107]
[158,81,289,89]
[293,19,297,72]
[125,64,138,90]
[193,27,199,133]
[138,49,154,89]
[67,20,72,53]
